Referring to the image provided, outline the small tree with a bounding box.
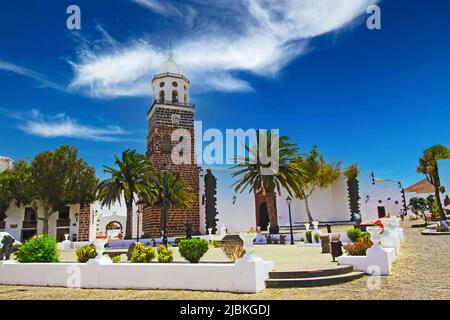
[417,145,450,221]
[29,146,98,234]
[408,197,429,225]
[292,146,341,222]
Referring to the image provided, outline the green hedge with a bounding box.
[15,235,59,263]
[130,243,156,263]
[75,245,97,262]
[157,245,174,263]
[179,238,209,263]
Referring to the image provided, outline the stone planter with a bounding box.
[93,238,111,263]
[304,223,310,231]
[239,233,257,262]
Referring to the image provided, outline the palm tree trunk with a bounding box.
[42,211,50,235]
[125,202,133,239]
[266,193,279,234]
[304,196,314,222]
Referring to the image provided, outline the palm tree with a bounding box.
[97,150,155,239]
[140,170,193,244]
[141,172,193,209]
[230,131,300,234]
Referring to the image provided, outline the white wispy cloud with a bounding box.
[0,60,63,91]
[131,0,181,16]
[70,0,379,98]
[2,109,128,142]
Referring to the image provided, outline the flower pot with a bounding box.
[93,238,108,261]
[312,221,319,231]
[239,233,257,261]
[304,223,310,231]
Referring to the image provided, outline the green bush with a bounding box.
[112,255,121,263]
[305,231,312,243]
[314,233,320,243]
[130,243,156,263]
[157,245,174,263]
[360,231,371,241]
[15,235,59,263]
[75,245,97,262]
[347,228,363,242]
[179,238,209,263]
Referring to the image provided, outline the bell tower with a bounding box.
[143,51,200,237]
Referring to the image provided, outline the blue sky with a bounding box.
[0,0,449,187]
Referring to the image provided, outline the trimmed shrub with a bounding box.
[157,245,174,263]
[112,255,121,263]
[343,237,373,256]
[15,235,59,263]
[75,245,98,262]
[347,228,363,242]
[179,238,209,263]
[305,231,312,243]
[130,243,156,263]
[314,233,320,243]
[222,241,245,262]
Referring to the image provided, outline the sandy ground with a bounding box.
[1,221,449,300]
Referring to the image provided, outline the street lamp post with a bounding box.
[136,196,145,243]
[286,196,294,245]
[160,164,173,247]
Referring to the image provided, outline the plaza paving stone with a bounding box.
[1,221,449,300]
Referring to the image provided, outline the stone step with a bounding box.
[265,271,365,288]
[268,265,354,279]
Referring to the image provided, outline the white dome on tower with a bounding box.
[152,50,190,105]
[157,51,185,76]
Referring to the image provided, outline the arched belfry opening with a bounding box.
[172,90,179,102]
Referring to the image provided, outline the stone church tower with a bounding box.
[142,52,200,237]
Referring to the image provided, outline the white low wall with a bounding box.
[0,258,273,294]
[337,246,396,275]
[337,219,404,275]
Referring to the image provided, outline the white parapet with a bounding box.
[0,258,273,293]
[337,245,396,275]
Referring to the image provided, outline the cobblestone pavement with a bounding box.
[1,221,449,300]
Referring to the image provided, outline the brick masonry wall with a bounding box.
[143,106,200,237]
[77,204,91,241]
